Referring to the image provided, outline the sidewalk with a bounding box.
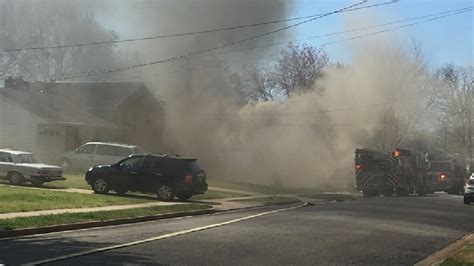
[0,195,282,220]
[0,201,181,219]
[0,184,262,197]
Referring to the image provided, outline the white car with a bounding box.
[58,142,145,171]
[0,149,64,186]
[464,173,474,205]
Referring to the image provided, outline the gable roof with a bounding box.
[30,81,149,111]
[0,86,115,127]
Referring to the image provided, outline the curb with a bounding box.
[0,199,320,239]
[0,208,216,239]
[415,233,474,266]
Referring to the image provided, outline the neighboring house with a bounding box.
[0,77,164,164]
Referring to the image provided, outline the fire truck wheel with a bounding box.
[447,187,462,195]
[395,188,409,197]
[362,190,378,197]
[381,189,393,197]
[417,187,426,196]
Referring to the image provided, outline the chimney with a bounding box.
[4,76,30,90]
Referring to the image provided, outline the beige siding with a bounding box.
[0,97,46,153]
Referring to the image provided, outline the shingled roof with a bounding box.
[0,80,154,127]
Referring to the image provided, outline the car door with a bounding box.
[0,152,12,178]
[116,155,145,190]
[95,145,122,166]
[140,157,166,190]
[71,144,97,169]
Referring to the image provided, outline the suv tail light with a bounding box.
[185,174,193,184]
[355,164,362,171]
[467,179,474,185]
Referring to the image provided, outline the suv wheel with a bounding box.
[177,192,193,201]
[157,184,175,201]
[9,172,25,185]
[114,185,128,196]
[92,177,110,194]
[464,196,470,205]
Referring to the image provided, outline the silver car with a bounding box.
[0,149,65,186]
[464,173,474,205]
[58,142,145,170]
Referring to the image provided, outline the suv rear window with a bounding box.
[186,162,202,173]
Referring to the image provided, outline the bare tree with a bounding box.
[239,66,277,102]
[238,43,328,102]
[274,42,328,97]
[0,1,120,81]
[433,64,473,155]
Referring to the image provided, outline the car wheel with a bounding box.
[177,192,193,201]
[114,185,128,195]
[31,180,44,187]
[9,172,25,185]
[157,184,176,201]
[92,177,110,194]
[59,158,72,170]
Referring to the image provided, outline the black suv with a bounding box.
[85,154,208,201]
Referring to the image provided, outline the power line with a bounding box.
[320,8,474,47]
[197,6,474,59]
[122,7,473,81]
[57,0,397,81]
[0,0,395,53]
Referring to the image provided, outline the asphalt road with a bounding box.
[1,193,472,265]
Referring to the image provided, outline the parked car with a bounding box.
[85,154,208,201]
[0,149,65,186]
[464,173,474,205]
[58,142,145,170]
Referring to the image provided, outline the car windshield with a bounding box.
[18,154,40,164]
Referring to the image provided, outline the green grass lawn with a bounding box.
[229,196,301,205]
[0,186,154,214]
[46,173,90,190]
[441,244,474,266]
[0,204,210,230]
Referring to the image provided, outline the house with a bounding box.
[0,77,164,164]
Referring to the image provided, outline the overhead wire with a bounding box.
[0,0,395,53]
[56,0,399,80]
[120,7,473,81]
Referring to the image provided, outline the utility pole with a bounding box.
[469,91,473,174]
